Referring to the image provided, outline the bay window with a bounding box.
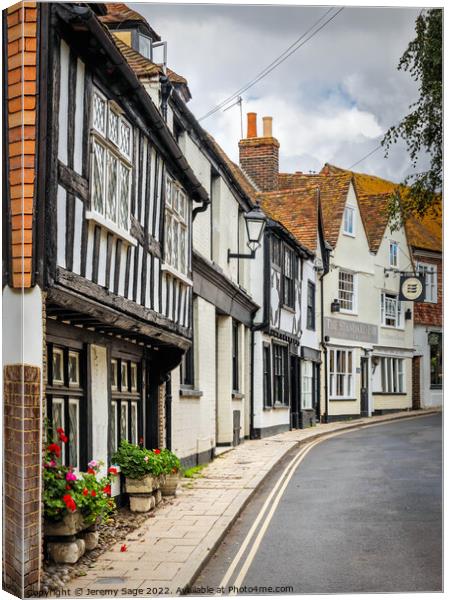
[46,344,85,471]
[165,174,189,276]
[329,348,354,399]
[110,357,141,456]
[381,292,402,328]
[91,89,132,232]
[379,357,404,393]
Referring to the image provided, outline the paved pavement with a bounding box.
[60,409,439,597]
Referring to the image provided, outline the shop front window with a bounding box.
[429,332,442,389]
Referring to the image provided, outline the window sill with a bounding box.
[381,325,405,331]
[273,402,289,409]
[329,397,357,401]
[343,231,355,238]
[85,211,137,246]
[339,309,358,316]
[161,263,193,287]
[282,304,296,314]
[232,391,245,400]
[180,387,203,399]
[372,392,407,396]
[430,385,442,390]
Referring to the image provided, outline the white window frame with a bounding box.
[416,262,437,303]
[379,357,404,393]
[301,361,313,409]
[68,399,80,470]
[164,173,189,277]
[68,351,80,387]
[389,241,398,268]
[338,270,357,313]
[52,348,64,385]
[90,88,133,234]
[328,348,354,400]
[381,292,403,328]
[343,206,355,236]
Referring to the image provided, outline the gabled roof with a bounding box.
[100,3,161,41]
[323,163,442,253]
[258,188,319,254]
[112,37,190,97]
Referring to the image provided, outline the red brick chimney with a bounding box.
[239,113,279,192]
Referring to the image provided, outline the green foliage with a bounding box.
[43,425,116,524]
[111,440,165,479]
[159,448,181,474]
[182,464,206,479]
[382,9,442,224]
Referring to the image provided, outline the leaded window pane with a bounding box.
[110,401,117,455]
[173,221,179,270]
[93,93,106,134]
[120,403,128,441]
[119,120,131,156]
[106,152,118,222]
[92,141,105,214]
[52,399,65,463]
[166,177,172,207]
[68,400,79,469]
[52,348,64,385]
[130,402,138,445]
[165,213,172,264]
[68,352,79,387]
[108,110,119,146]
[118,164,130,229]
[121,362,128,391]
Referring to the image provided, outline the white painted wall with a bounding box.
[89,345,109,479]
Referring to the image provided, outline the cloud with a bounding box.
[131,3,422,182]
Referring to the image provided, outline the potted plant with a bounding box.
[159,449,181,496]
[111,440,165,493]
[44,427,117,537]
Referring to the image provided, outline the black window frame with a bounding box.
[110,356,143,458]
[180,345,194,388]
[272,343,289,406]
[282,246,296,309]
[307,280,316,330]
[429,332,443,389]
[263,343,272,408]
[232,320,240,392]
[46,343,87,471]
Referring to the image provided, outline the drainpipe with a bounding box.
[320,271,329,424]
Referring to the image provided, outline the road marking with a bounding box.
[218,414,438,594]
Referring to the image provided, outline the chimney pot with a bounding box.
[262,116,273,138]
[247,112,257,138]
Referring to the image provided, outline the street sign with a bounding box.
[399,274,425,302]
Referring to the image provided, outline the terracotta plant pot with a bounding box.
[125,475,156,494]
[160,472,180,496]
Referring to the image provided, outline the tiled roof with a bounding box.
[113,37,189,89]
[258,188,319,254]
[323,163,442,253]
[100,3,161,40]
[356,192,391,253]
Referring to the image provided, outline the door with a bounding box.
[360,357,369,417]
[290,356,300,429]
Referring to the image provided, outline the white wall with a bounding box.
[414,325,443,408]
[90,345,109,479]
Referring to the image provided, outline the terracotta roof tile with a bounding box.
[112,37,189,91]
[259,188,319,253]
[323,163,442,252]
[100,3,161,40]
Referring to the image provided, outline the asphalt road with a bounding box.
[193,414,442,594]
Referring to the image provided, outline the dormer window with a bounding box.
[343,206,355,236]
[138,33,152,59]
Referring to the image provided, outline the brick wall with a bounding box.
[6,2,38,289]
[412,356,421,410]
[158,383,166,448]
[3,364,42,597]
[414,254,442,327]
[238,137,279,192]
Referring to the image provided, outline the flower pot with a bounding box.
[160,472,180,496]
[129,494,156,513]
[125,475,156,494]
[44,511,88,537]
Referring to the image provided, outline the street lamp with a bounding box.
[228,202,267,261]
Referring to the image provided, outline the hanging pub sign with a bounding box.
[399,274,426,302]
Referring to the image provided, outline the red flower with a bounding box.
[108,467,118,476]
[57,427,64,434]
[47,443,61,458]
[82,488,89,496]
[87,468,95,475]
[59,434,68,444]
[65,485,71,491]
[91,490,96,497]
[103,484,111,496]
[120,544,127,552]
[62,494,77,512]
[153,449,161,455]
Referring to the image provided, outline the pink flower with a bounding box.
[66,472,77,482]
[144,456,149,462]
[88,460,98,470]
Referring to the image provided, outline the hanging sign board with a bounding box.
[399,274,425,302]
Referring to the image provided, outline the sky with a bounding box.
[130,3,423,183]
